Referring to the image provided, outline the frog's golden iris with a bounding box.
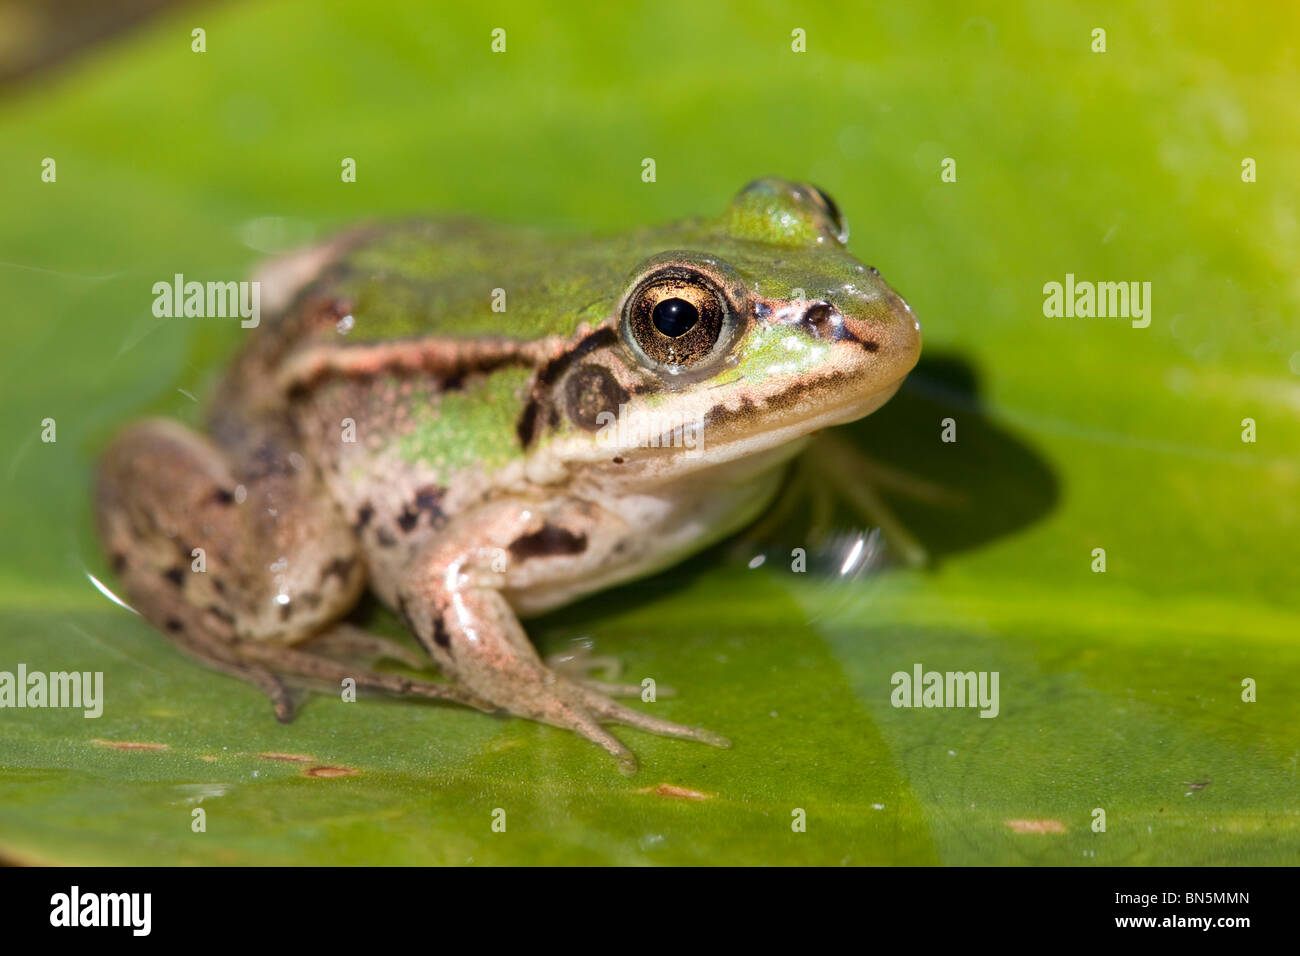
[620,261,737,372]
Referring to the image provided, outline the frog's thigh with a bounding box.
[96,419,487,717]
[97,418,363,643]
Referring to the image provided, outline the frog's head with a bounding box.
[528,178,921,481]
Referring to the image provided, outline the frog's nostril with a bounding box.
[802,301,837,338]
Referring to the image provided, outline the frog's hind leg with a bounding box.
[303,622,428,671]
[95,418,483,718]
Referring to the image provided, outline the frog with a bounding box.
[95,177,922,773]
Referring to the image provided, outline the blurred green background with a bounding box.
[0,0,1297,864]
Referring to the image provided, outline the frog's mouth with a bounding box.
[595,359,913,487]
[697,368,908,461]
[645,300,921,473]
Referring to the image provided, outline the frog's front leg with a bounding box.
[390,499,728,774]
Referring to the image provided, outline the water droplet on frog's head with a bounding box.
[336,314,355,334]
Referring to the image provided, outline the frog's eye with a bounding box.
[621,267,731,371]
[804,184,848,243]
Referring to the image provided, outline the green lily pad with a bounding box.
[1,1,1296,865]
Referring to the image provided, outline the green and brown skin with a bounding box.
[96,178,921,773]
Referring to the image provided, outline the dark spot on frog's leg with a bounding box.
[397,508,420,533]
[508,523,588,561]
[414,485,445,520]
[353,503,374,532]
[111,552,127,574]
[320,556,357,586]
[210,487,236,506]
[432,617,451,650]
[165,618,184,633]
[206,604,236,626]
[397,485,447,533]
[163,566,185,588]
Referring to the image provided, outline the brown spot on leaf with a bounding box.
[1004,819,1066,834]
[304,765,358,778]
[92,739,169,752]
[637,783,712,801]
[258,752,316,763]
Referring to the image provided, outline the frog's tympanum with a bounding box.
[97,179,921,772]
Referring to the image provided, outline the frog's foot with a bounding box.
[234,641,493,717]
[802,433,968,568]
[544,644,676,699]
[305,622,429,671]
[507,677,729,775]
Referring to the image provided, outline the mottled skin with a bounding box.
[96,178,922,773]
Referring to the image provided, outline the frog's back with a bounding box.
[212,218,650,443]
[263,219,639,348]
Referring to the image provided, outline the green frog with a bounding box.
[96,178,921,773]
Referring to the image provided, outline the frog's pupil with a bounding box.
[651,297,698,337]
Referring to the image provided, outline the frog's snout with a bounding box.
[793,289,922,385]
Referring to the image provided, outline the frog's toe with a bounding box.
[560,707,639,775]
[578,689,730,749]
[545,647,622,681]
[577,678,677,699]
[305,623,428,671]
[544,648,677,698]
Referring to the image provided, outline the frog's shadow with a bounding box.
[542,351,1060,631]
